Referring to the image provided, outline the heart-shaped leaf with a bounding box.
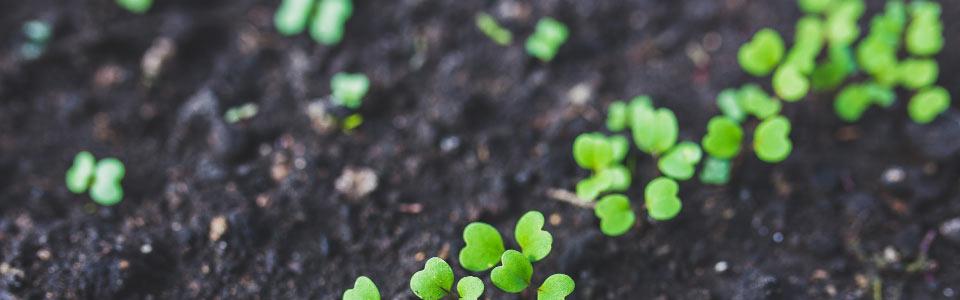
[575,175,610,201]
[702,116,743,159]
[644,177,681,221]
[773,64,809,102]
[490,250,533,293]
[572,133,613,171]
[606,101,628,131]
[343,276,380,300]
[657,142,702,180]
[630,101,677,155]
[908,86,950,124]
[410,257,454,300]
[608,135,629,163]
[458,223,505,272]
[716,89,746,123]
[594,194,635,236]
[898,59,938,90]
[597,165,631,192]
[537,274,575,300]
[331,73,370,109]
[738,84,781,120]
[738,28,784,76]
[456,276,484,300]
[515,211,552,262]
[66,151,96,194]
[90,158,125,206]
[699,157,732,185]
[753,116,793,163]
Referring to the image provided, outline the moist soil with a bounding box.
[2,0,960,299]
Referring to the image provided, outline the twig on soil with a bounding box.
[546,188,595,209]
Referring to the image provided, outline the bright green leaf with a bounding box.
[572,133,613,171]
[717,89,746,123]
[343,276,380,300]
[699,157,732,185]
[275,0,315,35]
[410,257,454,300]
[66,151,95,194]
[630,103,678,155]
[515,211,552,262]
[606,101,628,131]
[116,0,152,14]
[657,142,703,180]
[773,64,810,102]
[310,0,353,45]
[905,2,943,56]
[575,175,610,201]
[738,84,781,120]
[753,116,793,163]
[458,223,505,272]
[475,13,512,46]
[738,28,785,76]
[898,59,938,90]
[598,165,631,192]
[644,177,681,221]
[456,276,484,300]
[90,158,125,206]
[594,194,635,236]
[798,0,830,14]
[537,274,575,300]
[702,116,743,159]
[491,250,533,293]
[908,86,950,124]
[331,72,370,109]
[525,18,568,62]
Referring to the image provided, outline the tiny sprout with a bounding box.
[515,211,553,262]
[275,0,315,36]
[410,257,454,300]
[644,177,681,221]
[772,64,810,102]
[657,142,703,181]
[738,84,781,120]
[572,133,614,171]
[310,0,353,45]
[717,89,746,123]
[537,274,575,300]
[753,116,793,163]
[897,59,938,90]
[525,18,569,62]
[490,250,533,293]
[699,157,732,185]
[908,86,950,124]
[21,20,51,60]
[331,72,369,109]
[797,0,830,14]
[458,223,505,272]
[834,83,895,122]
[702,116,743,160]
[812,46,856,91]
[66,152,125,206]
[597,164,631,192]
[343,276,380,300]
[856,36,898,85]
[594,194,635,236]
[793,17,824,58]
[737,28,784,77]
[224,103,259,124]
[606,101,628,131]
[575,175,610,201]
[66,151,95,194]
[825,0,865,46]
[456,276,484,300]
[905,2,943,56]
[476,13,512,46]
[630,101,678,155]
[342,114,364,132]
[116,0,153,14]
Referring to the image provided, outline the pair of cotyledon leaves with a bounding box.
[404,256,573,300]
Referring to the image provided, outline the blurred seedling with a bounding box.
[66,151,125,206]
[275,0,353,45]
[753,116,793,163]
[644,177,682,221]
[116,0,153,14]
[224,103,258,124]
[20,20,51,60]
[328,72,369,131]
[525,18,568,62]
[476,13,512,46]
[342,276,379,300]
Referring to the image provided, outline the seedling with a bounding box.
[644,177,681,221]
[66,151,125,206]
[275,0,315,36]
[594,194,635,236]
[905,1,943,56]
[572,133,616,171]
[537,274,575,300]
[699,157,732,185]
[410,257,455,300]
[490,250,533,293]
[458,223,505,272]
[834,82,894,122]
[753,116,792,163]
[224,103,258,124]
[737,84,781,120]
[21,20,51,60]
[773,64,809,102]
[812,45,856,91]
[717,89,746,123]
[116,0,152,14]
[798,0,830,14]
[701,116,743,160]
[456,276,484,300]
[515,211,553,262]
[572,133,629,201]
[476,13,512,46]
[825,0,864,46]
[331,72,370,109]
[343,276,380,300]
[310,0,353,45]
[908,86,950,124]
[630,100,678,155]
[525,18,568,62]
[606,101,628,131]
[657,142,703,180]
[738,28,784,77]
[897,59,938,90]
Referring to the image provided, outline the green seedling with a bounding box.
[310,0,353,45]
[410,257,455,300]
[702,116,743,159]
[825,0,864,47]
[753,116,792,163]
[490,250,533,293]
[224,103,259,124]
[738,28,784,76]
[717,89,746,123]
[515,211,553,262]
[594,194,635,236]
[606,101,628,131]
[476,13,512,46]
[456,276,484,300]
[458,223,505,272]
[699,157,732,185]
[773,64,810,102]
[575,175,610,202]
[856,36,898,86]
[343,276,380,300]
[834,83,895,122]
[21,20,51,60]
[644,177,681,221]
[116,0,152,14]
[525,18,568,62]
[537,274,575,300]
[738,84,781,120]
[908,86,950,124]
[331,73,370,109]
[798,0,830,14]
[812,45,856,91]
[784,17,824,75]
[572,133,613,171]
[342,113,364,132]
[897,59,938,90]
[630,100,678,155]
[657,142,703,180]
[905,1,943,56]
[597,165,631,192]
[275,0,315,36]
[66,152,125,206]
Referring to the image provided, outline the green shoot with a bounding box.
[491,250,533,293]
[597,165,631,192]
[66,151,95,194]
[515,211,553,262]
[606,101,628,131]
[525,18,569,62]
[644,177,681,221]
[458,223,505,272]
[825,0,865,46]
[572,133,614,171]
[812,45,856,91]
[834,83,895,122]
[798,0,830,14]
[224,103,259,124]
[908,86,950,124]
[537,274,575,300]
[342,114,364,132]
[772,64,810,102]
[476,13,512,46]
[657,142,703,180]
[410,257,454,300]
[699,157,732,185]
[753,116,793,163]
[116,0,152,14]
[737,84,781,120]
[905,1,943,56]
[897,59,938,90]
[594,194,635,236]
[575,175,610,201]
[717,89,746,123]
[331,73,370,109]
[275,0,315,36]
[629,100,678,155]
[738,28,784,76]
[66,152,125,206]
[343,276,380,300]
[702,116,743,159]
[456,276,484,300]
[310,0,353,45]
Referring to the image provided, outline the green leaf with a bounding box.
[525,18,568,62]
[898,59,938,90]
[275,0,315,36]
[606,101,628,131]
[116,0,152,14]
[331,72,370,109]
[792,16,824,60]
[699,157,732,185]
[738,84,781,120]
[575,175,610,201]
[515,211,553,262]
[773,64,810,102]
[608,135,629,163]
[856,36,898,82]
[491,250,533,293]
[797,0,829,14]
[597,165,631,192]
[594,194,635,236]
[630,104,678,155]
[456,276,484,300]
[834,84,872,122]
[753,116,793,163]
[644,177,681,221]
[475,13,512,46]
[343,276,380,300]
[90,158,125,206]
[66,151,96,194]
[537,274,575,300]
[310,0,353,45]
[458,223,505,272]
[410,257,454,300]
[738,28,785,76]
[702,116,743,159]
[905,2,943,56]
[826,0,865,46]
[572,133,613,171]
[717,89,746,123]
[908,86,950,124]
[657,142,703,180]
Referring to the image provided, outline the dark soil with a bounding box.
[2,0,960,299]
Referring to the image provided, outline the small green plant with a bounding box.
[66,151,125,206]
[905,1,943,56]
[515,211,553,262]
[834,82,894,122]
[224,103,259,124]
[699,157,732,185]
[737,28,784,76]
[594,194,635,236]
[629,98,678,155]
[657,142,702,180]
[908,86,950,124]
[701,116,743,160]
[737,84,781,120]
[275,0,315,36]
[772,64,810,102]
[897,58,938,90]
[410,258,455,300]
[116,0,153,14]
[343,276,380,300]
[459,223,505,272]
[274,0,353,45]
[525,18,568,62]
[490,250,533,293]
[572,133,629,200]
[456,276,484,300]
[717,89,746,123]
[644,177,681,221]
[537,274,575,300]
[753,116,793,163]
[331,72,370,109]
[476,13,512,46]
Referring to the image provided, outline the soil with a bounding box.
[2,0,960,299]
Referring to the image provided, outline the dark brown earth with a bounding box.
[2,0,960,299]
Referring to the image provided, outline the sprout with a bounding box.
[594,194,635,236]
[702,116,743,160]
[825,0,865,46]
[116,0,152,14]
[784,17,824,75]
[606,101,628,131]
[456,276,484,300]
[331,73,370,109]
[476,13,512,46]
[343,276,380,300]
[644,177,681,221]
[537,274,575,300]
[310,0,353,45]
[629,101,678,155]
[834,83,895,122]
[812,45,856,91]
[657,142,703,180]
[224,103,259,124]
[897,59,938,90]
[798,0,830,14]
[856,36,898,86]
[458,223,505,272]
[515,211,553,262]
[753,116,793,163]
[597,165,631,192]
[275,0,315,36]
[66,152,125,206]
[575,175,610,201]
[66,151,95,194]
[772,64,810,102]
[699,157,732,185]
[908,86,950,124]
[490,250,533,293]
[525,18,569,62]
[738,29,785,76]
[737,84,781,120]
[342,113,364,132]
[410,257,455,300]
[905,1,943,56]
[717,89,746,123]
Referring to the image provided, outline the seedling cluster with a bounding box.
[472,13,569,62]
[275,0,353,45]
[65,151,125,206]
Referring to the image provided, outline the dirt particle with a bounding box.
[939,217,960,244]
[209,216,228,241]
[414,252,425,262]
[811,269,829,280]
[567,83,593,106]
[399,203,423,214]
[437,243,450,260]
[549,213,562,226]
[141,37,174,83]
[256,194,270,208]
[36,249,50,261]
[335,167,378,200]
[93,64,126,90]
[118,260,129,270]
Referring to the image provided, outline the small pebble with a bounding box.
[881,167,905,184]
[772,232,784,243]
[439,136,460,153]
[714,261,728,273]
[939,217,960,244]
[140,244,153,254]
[335,167,379,200]
[944,288,955,297]
[209,216,228,241]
